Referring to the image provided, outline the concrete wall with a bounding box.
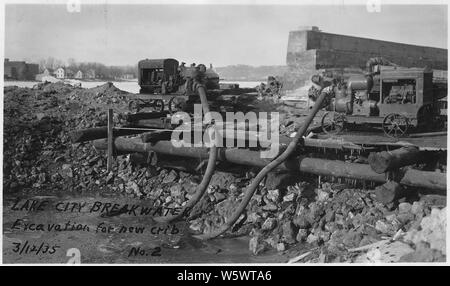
[284,49,317,90]
[285,29,448,90]
[286,30,310,66]
[308,31,447,69]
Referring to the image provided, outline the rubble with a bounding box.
[3,82,132,196]
[403,207,446,254]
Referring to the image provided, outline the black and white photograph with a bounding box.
[0,0,447,267]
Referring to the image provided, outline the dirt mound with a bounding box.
[39,81,75,94]
[2,83,132,196]
[88,82,127,95]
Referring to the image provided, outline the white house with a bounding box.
[74,70,83,79]
[122,73,135,80]
[54,67,65,79]
[35,68,54,81]
[42,68,53,76]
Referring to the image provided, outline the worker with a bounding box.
[256,82,267,98]
[179,62,186,72]
[197,64,207,73]
[308,81,335,109]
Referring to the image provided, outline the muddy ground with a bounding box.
[2,82,446,263]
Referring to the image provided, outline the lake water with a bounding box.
[4,80,262,94]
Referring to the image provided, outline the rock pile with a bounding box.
[239,181,446,262]
[3,82,131,195]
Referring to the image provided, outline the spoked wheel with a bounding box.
[168,97,186,114]
[321,112,345,135]
[382,113,409,138]
[152,99,165,112]
[128,100,141,113]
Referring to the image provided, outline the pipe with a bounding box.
[194,88,329,240]
[69,126,150,143]
[153,82,218,223]
[93,138,446,191]
[93,130,363,151]
[94,138,274,167]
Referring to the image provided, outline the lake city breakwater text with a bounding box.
[10,198,182,216]
[8,199,184,238]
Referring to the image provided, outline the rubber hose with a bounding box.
[194,90,329,240]
[153,83,218,223]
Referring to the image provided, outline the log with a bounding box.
[303,138,364,150]
[151,128,363,150]
[93,138,272,165]
[132,119,172,129]
[368,146,427,173]
[69,126,149,143]
[408,131,447,138]
[296,157,446,191]
[74,122,362,151]
[93,138,446,191]
[217,130,363,150]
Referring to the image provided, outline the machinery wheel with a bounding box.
[168,97,186,114]
[417,104,435,131]
[321,112,345,135]
[152,99,165,112]
[382,113,409,138]
[168,97,177,114]
[128,100,141,113]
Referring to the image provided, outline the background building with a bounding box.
[4,58,39,80]
[54,67,65,79]
[74,70,83,79]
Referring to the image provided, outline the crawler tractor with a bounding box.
[129,58,256,114]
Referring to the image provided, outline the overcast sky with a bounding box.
[4,4,448,67]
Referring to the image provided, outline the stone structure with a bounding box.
[284,27,448,90]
